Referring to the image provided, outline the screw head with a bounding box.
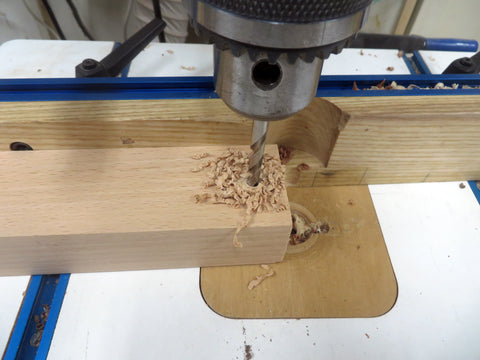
[459,57,473,67]
[82,59,98,70]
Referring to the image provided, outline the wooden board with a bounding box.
[1,95,479,186]
[0,145,291,276]
[394,0,418,35]
[200,186,398,319]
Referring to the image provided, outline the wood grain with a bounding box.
[0,145,291,276]
[200,186,397,319]
[1,95,479,186]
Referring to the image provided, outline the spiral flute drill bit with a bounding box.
[247,120,268,187]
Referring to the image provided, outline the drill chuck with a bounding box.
[183,0,372,120]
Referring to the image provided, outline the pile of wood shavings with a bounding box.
[353,79,479,91]
[192,148,287,247]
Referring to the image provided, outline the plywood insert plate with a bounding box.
[200,186,397,319]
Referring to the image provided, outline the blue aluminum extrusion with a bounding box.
[4,275,70,360]
[412,51,432,74]
[1,74,480,102]
[35,275,70,360]
[469,181,480,205]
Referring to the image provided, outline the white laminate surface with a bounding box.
[47,182,480,360]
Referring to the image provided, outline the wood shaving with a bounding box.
[386,66,394,71]
[192,152,210,160]
[248,264,275,290]
[376,79,386,89]
[120,137,135,145]
[358,80,467,91]
[193,193,210,203]
[193,148,287,247]
[167,49,174,54]
[190,160,213,172]
[278,145,293,165]
[181,65,196,71]
[397,50,404,58]
[462,84,480,89]
[296,163,310,171]
[352,81,359,91]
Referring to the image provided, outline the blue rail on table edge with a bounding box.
[1,74,480,102]
[3,274,70,360]
[469,181,480,205]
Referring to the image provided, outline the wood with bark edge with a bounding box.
[0,145,291,276]
[1,95,479,185]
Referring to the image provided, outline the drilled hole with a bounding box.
[289,210,329,246]
[10,142,33,151]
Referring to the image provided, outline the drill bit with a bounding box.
[247,120,268,187]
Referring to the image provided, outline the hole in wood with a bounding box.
[10,142,33,151]
[288,202,329,254]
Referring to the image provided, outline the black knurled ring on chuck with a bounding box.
[202,0,373,23]
[194,23,354,64]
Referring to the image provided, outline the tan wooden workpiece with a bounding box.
[0,145,291,276]
[1,95,479,186]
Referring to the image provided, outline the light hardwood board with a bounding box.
[200,186,398,319]
[1,95,479,186]
[0,145,291,276]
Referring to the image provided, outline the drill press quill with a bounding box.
[183,0,372,185]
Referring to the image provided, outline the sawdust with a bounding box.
[192,148,287,247]
[248,264,275,290]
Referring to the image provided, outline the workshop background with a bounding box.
[1,0,480,45]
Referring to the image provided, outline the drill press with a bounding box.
[183,0,372,185]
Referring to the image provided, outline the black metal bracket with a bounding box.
[75,18,166,78]
[443,52,480,74]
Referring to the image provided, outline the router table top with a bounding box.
[0,40,479,360]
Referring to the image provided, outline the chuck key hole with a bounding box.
[252,60,282,91]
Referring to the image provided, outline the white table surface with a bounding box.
[418,50,477,75]
[0,41,478,359]
[0,277,30,353]
[0,40,412,78]
[47,182,480,360]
